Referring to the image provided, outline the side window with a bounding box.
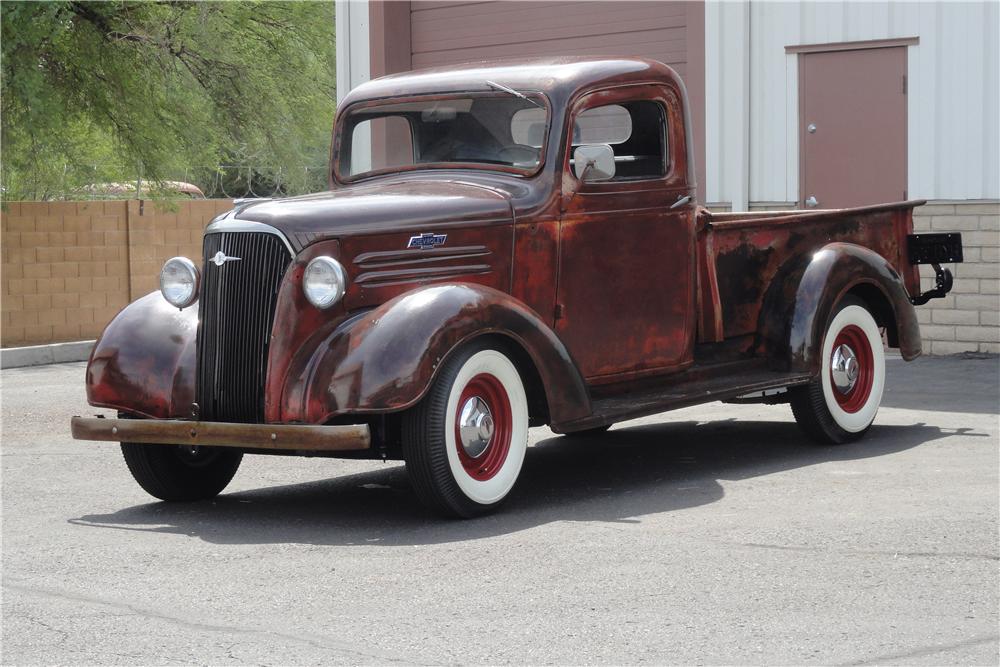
[572,101,667,181]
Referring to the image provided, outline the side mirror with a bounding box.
[573,144,615,182]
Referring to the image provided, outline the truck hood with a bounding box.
[229,179,512,249]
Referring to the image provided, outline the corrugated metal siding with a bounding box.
[410,1,689,77]
[707,1,999,206]
[336,0,371,104]
[704,1,749,210]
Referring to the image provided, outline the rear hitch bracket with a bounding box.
[910,263,954,306]
[907,233,962,305]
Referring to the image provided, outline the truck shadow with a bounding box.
[69,419,980,546]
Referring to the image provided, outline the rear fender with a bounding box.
[86,292,198,418]
[280,283,591,425]
[758,242,921,375]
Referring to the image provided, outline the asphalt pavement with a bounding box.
[2,355,998,665]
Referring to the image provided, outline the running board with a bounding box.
[554,369,812,433]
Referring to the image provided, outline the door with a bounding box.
[800,46,907,209]
[556,85,696,382]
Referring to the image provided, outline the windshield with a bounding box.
[337,93,548,180]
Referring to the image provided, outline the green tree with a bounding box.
[1,1,336,200]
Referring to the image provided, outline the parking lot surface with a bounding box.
[2,355,998,665]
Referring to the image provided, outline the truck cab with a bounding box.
[73,57,961,517]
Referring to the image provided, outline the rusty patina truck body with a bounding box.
[72,58,961,517]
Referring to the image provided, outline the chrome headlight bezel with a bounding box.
[159,257,200,309]
[303,256,347,309]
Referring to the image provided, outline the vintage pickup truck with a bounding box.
[72,57,962,517]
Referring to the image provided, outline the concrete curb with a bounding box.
[1,340,95,369]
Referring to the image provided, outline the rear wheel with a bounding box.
[790,296,885,444]
[121,443,242,501]
[402,343,529,518]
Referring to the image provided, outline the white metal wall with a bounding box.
[335,0,372,171]
[335,0,371,104]
[706,1,1000,209]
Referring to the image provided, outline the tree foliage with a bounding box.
[1,1,336,200]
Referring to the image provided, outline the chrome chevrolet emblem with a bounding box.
[210,251,241,266]
[407,232,447,250]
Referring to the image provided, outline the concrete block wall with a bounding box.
[912,201,1000,355]
[749,201,797,211]
[124,200,225,296]
[1,200,233,347]
[2,201,131,345]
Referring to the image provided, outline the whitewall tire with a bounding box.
[791,296,886,444]
[403,343,529,517]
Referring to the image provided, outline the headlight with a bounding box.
[159,257,200,309]
[303,256,347,309]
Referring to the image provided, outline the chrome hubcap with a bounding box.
[831,344,860,394]
[458,396,494,458]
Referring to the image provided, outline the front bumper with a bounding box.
[70,416,371,452]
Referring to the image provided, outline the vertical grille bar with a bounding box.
[196,232,291,423]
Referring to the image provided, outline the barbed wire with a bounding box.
[4,163,330,201]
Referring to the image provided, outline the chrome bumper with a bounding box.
[70,416,371,452]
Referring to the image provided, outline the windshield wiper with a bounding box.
[486,80,542,108]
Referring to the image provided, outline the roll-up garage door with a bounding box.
[410,1,690,79]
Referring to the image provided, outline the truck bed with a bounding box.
[694,200,924,343]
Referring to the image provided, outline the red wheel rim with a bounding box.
[454,373,512,481]
[830,324,874,413]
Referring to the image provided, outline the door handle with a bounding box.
[805,195,819,208]
[670,194,692,209]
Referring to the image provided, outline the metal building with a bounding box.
[336,0,999,354]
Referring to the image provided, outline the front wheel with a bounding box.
[790,296,886,444]
[121,443,243,501]
[402,343,530,518]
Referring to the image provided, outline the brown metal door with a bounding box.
[800,46,907,208]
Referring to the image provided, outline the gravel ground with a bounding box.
[2,355,997,665]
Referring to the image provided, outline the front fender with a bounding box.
[759,242,921,375]
[280,283,591,425]
[86,292,198,419]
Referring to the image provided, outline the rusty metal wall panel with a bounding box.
[410,1,689,75]
[799,46,908,209]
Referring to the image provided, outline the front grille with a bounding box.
[196,232,292,423]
